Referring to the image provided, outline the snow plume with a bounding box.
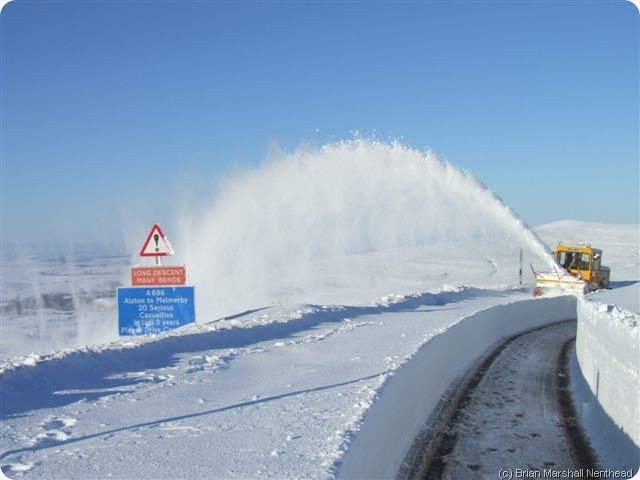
[177,140,552,321]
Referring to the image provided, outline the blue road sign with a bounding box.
[118,286,196,336]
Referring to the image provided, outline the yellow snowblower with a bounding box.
[532,242,610,296]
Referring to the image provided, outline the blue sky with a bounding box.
[1,0,638,245]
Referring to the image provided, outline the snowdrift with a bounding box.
[572,295,639,472]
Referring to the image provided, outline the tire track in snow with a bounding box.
[401,320,597,479]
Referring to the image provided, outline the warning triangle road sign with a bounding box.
[140,224,175,257]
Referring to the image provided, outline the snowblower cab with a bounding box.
[532,242,610,296]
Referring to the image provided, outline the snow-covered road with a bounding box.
[421,320,580,479]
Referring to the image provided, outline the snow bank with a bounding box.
[338,295,577,479]
[573,296,640,471]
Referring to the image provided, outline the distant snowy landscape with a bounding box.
[1,141,638,479]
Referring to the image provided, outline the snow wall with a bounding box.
[338,295,577,479]
[573,297,640,471]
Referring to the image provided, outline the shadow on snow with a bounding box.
[0,371,388,462]
[0,287,512,421]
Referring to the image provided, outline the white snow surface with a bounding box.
[1,220,637,479]
[0,141,638,480]
[0,289,530,479]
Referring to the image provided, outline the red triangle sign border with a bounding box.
[140,223,174,257]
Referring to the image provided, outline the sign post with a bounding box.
[519,248,523,287]
[117,224,196,335]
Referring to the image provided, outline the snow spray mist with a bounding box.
[176,140,552,321]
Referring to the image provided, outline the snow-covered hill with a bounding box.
[1,219,637,479]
